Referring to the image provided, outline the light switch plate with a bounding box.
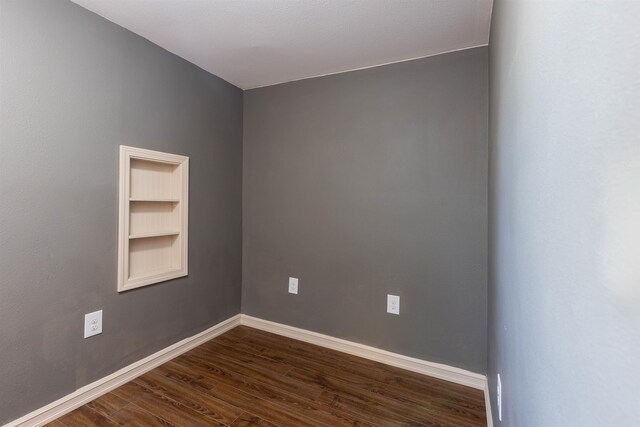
[84,310,103,338]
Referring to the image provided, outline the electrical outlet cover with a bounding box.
[288,277,299,294]
[387,294,400,315]
[84,310,103,338]
[497,373,502,421]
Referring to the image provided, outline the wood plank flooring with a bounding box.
[48,326,486,426]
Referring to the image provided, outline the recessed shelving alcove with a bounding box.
[118,146,189,292]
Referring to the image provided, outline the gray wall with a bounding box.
[0,1,242,423]
[488,1,640,425]
[243,47,488,373]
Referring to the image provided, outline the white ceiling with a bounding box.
[71,0,493,90]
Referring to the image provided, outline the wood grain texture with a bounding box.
[53,326,486,426]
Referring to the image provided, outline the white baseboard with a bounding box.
[484,380,494,427]
[3,314,241,427]
[240,315,486,389]
[240,315,492,426]
[5,313,492,427]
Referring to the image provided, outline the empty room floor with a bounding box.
[47,326,486,426]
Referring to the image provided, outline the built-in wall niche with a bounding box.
[118,146,189,292]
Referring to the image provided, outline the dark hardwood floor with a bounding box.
[48,326,486,426]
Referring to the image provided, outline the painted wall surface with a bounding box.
[0,0,243,423]
[488,1,640,425]
[243,48,488,373]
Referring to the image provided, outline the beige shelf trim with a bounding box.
[118,145,189,292]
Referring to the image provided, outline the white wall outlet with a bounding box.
[288,277,299,294]
[84,310,103,338]
[387,294,400,315]
[497,373,502,421]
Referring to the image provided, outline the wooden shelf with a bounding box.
[118,146,189,292]
[128,267,183,282]
[130,198,180,203]
[129,231,180,240]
